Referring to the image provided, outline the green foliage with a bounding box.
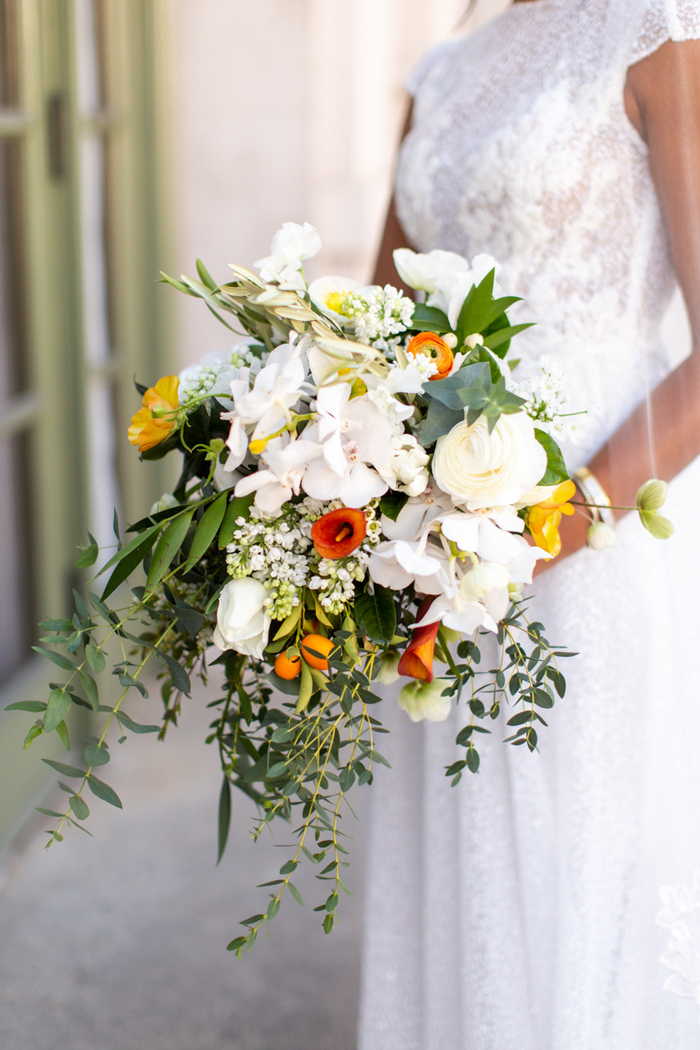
[534,429,569,486]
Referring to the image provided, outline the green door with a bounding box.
[0,0,173,851]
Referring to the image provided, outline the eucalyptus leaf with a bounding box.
[44,689,72,733]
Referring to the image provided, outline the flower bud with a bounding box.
[398,678,452,723]
[149,493,179,515]
[636,479,669,513]
[443,333,458,349]
[639,511,675,540]
[375,650,401,685]
[464,333,484,350]
[587,521,617,550]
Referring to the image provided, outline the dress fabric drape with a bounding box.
[358,1,700,1047]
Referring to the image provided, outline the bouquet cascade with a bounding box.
[17,223,672,953]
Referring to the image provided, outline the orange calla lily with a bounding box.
[311,507,367,559]
[398,597,440,682]
[128,376,180,452]
[406,331,454,380]
[528,479,577,557]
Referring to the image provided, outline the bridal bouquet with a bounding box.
[17,223,672,953]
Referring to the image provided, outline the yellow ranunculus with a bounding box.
[527,479,577,557]
[128,376,180,452]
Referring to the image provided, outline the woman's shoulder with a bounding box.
[624,0,700,65]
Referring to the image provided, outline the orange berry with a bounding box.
[300,634,334,671]
[274,650,302,680]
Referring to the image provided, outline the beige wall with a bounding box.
[171,0,509,367]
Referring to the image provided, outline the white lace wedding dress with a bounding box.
[357,1,700,1047]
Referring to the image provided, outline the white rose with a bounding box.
[213,578,271,659]
[398,678,452,723]
[378,435,430,497]
[432,412,547,511]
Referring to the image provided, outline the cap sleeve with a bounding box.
[405,40,454,99]
[627,0,700,65]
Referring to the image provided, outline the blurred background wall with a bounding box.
[172,0,510,367]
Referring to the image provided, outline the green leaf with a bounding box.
[42,758,87,779]
[85,644,106,673]
[24,724,43,749]
[266,761,288,780]
[418,399,464,446]
[155,650,191,696]
[466,748,481,774]
[269,671,301,696]
[218,493,254,549]
[267,898,281,921]
[117,711,160,735]
[69,795,90,820]
[196,258,218,291]
[75,532,99,570]
[5,700,47,713]
[184,491,228,568]
[145,510,195,594]
[534,429,569,486]
[322,913,335,935]
[44,689,72,733]
[32,646,75,673]
[79,670,99,712]
[482,322,534,353]
[87,774,123,808]
[217,775,231,865]
[100,531,159,602]
[55,720,71,751]
[84,742,110,767]
[36,808,65,818]
[354,588,396,646]
[295,659,315,714]
[456,268,495,343]
[288,882,304,907]
[378,491,409,523]
[99,520,162,575]
[409,303,451,333]
[226,936,248,953]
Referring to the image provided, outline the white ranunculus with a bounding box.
[393,248,471,294]
[432,412,547,511]
[308,275,361,326]
[378,435,430,497]
[254,222,322,289]
[398,678,452,723]
[213,578,271,659]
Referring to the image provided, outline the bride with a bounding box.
[358,0,700,1046]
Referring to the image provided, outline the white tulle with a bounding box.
[358,1,700,1046]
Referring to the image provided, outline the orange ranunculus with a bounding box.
[527,479,577,557]
[128,376,180,452]
[406,331,454,380]
[311,507,367,559]
[398,597,440,683]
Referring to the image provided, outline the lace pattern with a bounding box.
[359,1,700,1046]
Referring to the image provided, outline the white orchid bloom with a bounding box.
[363,364,424,428]
[368,537,451,596]
[254,222,321,290]
[223,414,249,472]
[230,336,309,444]
[393,247,471,294]
[302,389,395,507]
[439,511,526,566]
[380,485,453,542]
[234,437,321,516]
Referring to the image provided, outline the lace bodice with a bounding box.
[396,0,700,467]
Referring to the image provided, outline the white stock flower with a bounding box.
[213,577,271,659]
[433,413,547,511]
[378,434,430,497]
[398,678,452,723]
[235,437,321,516]
[393,247,471,293]
[254,222,321,290]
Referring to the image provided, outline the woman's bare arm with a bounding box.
[372,102,415,288]
[552,39,700,563]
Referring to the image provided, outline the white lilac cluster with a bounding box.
[509,356,587,444]
[179,341,263,404]
[343,285,415,352]
[309,549,370,614]
[226,512,311,620]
